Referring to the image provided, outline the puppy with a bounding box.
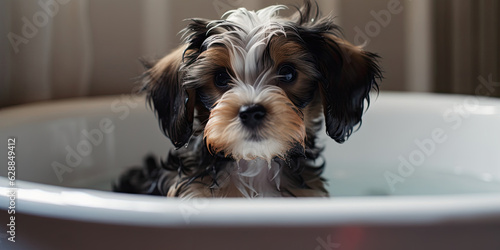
[114,1,381,198]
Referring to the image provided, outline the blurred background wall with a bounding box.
[1,0,499,108]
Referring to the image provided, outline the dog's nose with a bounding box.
[239,104,266,128]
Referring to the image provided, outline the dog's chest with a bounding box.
[182,159,285,198]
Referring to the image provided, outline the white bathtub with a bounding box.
[1,92,499,250]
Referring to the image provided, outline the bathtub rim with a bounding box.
[2,178,500,228]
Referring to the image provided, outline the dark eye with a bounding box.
[214,70,231,88]
[278,64,297,83]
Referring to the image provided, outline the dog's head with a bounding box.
[142,1,381,162]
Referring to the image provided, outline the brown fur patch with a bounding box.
[204,86,305,161]
[149,45,188,81]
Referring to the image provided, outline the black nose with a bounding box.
[239,104,266,128]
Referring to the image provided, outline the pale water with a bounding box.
[327,167,500,196]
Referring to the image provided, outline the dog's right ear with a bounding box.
[141,46,196,148]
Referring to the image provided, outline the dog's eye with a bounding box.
[214,70,231,88]
[278,64,297,83]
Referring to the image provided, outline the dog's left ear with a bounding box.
[299,27,382,143]
[141,18,212,148]
[141,46,196,148]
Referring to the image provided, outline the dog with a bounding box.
[114,1,381,198]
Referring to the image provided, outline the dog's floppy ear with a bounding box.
[141,46,196,148]
[296,12,381,142]
[141,18,212,148]
[315,35,381,143]
[293,0,381,145]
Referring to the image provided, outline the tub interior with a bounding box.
[1,93,500,197]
